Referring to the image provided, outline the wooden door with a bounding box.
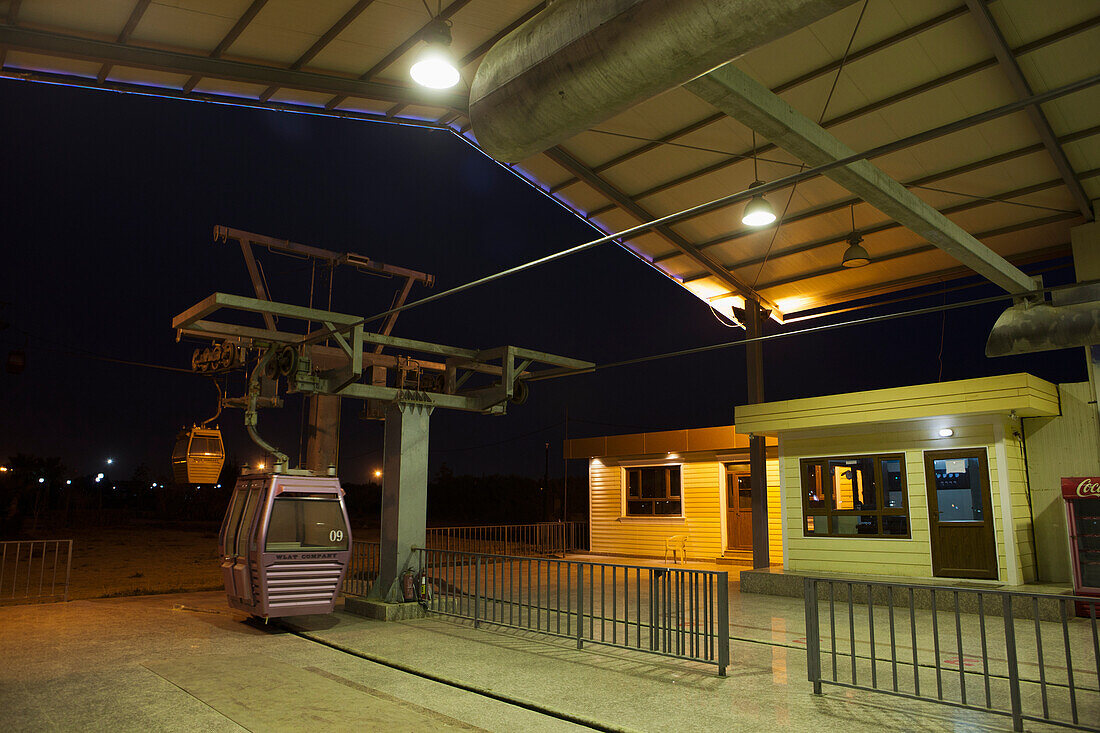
[924,449,998,580]
[726,469,753,550]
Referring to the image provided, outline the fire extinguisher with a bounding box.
[401,570,416,602]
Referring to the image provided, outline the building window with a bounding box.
[800,454,909,538]
[625,466,682,516]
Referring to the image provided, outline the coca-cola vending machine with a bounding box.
[1062,477,1100,616]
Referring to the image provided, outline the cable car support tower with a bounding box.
[174,226,592,603]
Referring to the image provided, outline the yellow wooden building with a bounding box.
[565,426,783,564]
[734,373,1092,587]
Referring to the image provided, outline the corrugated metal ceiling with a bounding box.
[1,0,1096,321]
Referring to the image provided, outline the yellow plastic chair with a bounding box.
[664,535,688,564]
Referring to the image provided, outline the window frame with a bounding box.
[622,464,684,518]
[799,453,911,539]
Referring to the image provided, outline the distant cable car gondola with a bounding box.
[218,472,351,618]
[171,426,225,484]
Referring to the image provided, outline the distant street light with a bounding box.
[65,479,71,485]
[106,458,114,465]
[257,462,265,470]
[374,469,382,479]
[38,477,45,484]
[0,466,8,472]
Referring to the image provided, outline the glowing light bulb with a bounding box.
[741,182,776,227]
[411,20,459,90]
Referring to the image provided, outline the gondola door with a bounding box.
[726,466,753,551]
[218,483,246,599]
[221,478,263,605]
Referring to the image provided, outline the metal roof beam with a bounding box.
[964,0,1093,221]
[181,0,269,93]
[324,0,475,111]
[679,168,1097,283]
[652,123,1100,263]
[0,24,467,111]
[756,212,1078,291]
[258,0,378,103]
[576,12,1100,213]
[0,0,22,67]
[551,3,972,192]
[686,64,1035,294]
[96,0,151,83]
[655,127,1100,267]
[542,145,777,311]
[785,244,1073,321]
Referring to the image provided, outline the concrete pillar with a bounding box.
[304,395,341,473]
[745,300,770,569]
[373,399,433,602]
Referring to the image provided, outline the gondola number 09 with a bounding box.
[329,530,344,543]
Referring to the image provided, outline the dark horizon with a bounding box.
[0,78,1086,485]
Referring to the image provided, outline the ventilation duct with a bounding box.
[469,0,858,163]
[985,287,1100,357]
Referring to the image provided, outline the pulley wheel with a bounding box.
[220,341,236,368]
[276,346,296,376]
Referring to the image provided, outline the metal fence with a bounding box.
[425,522,588,557]
[343,540,380,597]
[803,577,1100,732]
[341,523,588,599]
[416,547,729,675]
[1,540,72,604]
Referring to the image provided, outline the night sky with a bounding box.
[0,79,1086,485]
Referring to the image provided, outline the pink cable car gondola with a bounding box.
[218,472,351,618]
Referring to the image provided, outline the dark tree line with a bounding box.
[1,455,587,538]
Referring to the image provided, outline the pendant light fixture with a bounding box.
[741,131,776,227]
[841,202,870,268]
[411,18,460,90]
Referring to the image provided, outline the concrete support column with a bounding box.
[373,399,433,602]
[304,395,341,473]
[745,300,770,569]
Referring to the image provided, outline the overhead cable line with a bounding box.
[753,0,868,288]
[303,71,1100,345]
[525,277,1100,384]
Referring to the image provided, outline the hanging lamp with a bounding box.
[411,19,460,89]
[741,131,776,227]
[841,203,870,268]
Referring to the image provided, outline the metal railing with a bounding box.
[1,540,72,604]
[416,547,729,675]
[425,522,588,557]
[803,577,1100,732]
[343,540,380,597]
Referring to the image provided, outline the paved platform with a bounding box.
[6,582,1092,732]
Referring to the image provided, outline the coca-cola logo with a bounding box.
[1076,479,1100,498]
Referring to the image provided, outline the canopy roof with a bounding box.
[2,0,1096,321]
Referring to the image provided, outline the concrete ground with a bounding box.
[4,581,1095,732]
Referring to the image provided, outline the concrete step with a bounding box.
[716,551,753,565]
